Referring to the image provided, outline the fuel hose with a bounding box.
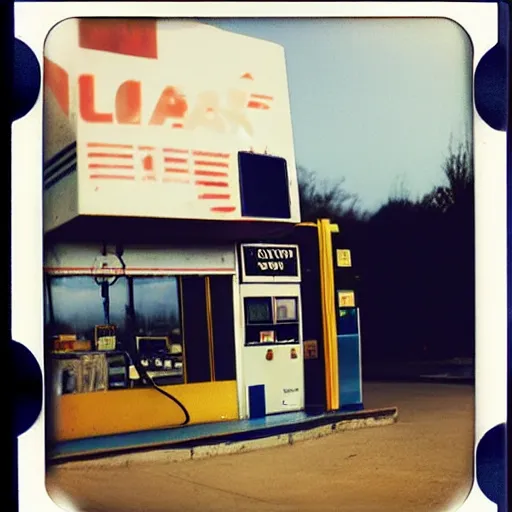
[127,353,190,426]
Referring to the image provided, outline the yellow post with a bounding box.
[317,219,339,411]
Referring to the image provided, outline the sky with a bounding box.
[203,18,473,213]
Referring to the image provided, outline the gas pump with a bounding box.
[239,244,305,418]
[335,248,363,411]
[337,299,363,411]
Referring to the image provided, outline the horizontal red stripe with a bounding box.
[194,160,229,168]
[194,170,228,177]
[250,93,273,101]
[165,157,188,164]
[198,194,231,200]
[163,177,190,184]
[211,206,236,213]
[165,168,189,174]
[44,266,235,273]
[88,152,133,159]
[89,174,135,180]
[88,164,134,169]
[138,146,155,150]
[192,151,230,159]
[87,142,133,149]
[195,180,229,188]
[247,101,270,110]
[172,123,184,128]
[163,148,189,154]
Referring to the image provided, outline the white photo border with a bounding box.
[13,3,505,512]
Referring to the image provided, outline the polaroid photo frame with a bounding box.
[11,2,509,512]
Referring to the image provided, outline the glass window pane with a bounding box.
[245,297,273,325]
[48,276,129,343]
[275,297,298,322]
[133,277,181,339]
[107,278,129,338]
[44,279,51,327]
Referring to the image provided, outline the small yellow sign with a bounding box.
[338,290,355,308]
[336,249,352,267]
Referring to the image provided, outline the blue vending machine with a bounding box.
[336,303,363,411]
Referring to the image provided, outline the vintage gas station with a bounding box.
[43,18,395,460]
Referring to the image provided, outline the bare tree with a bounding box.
[422,140,473,213]
[297,166,365,222]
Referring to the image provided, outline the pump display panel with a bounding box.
[245,297,273,325]
[275,298,298,322]
[244,296,299,345]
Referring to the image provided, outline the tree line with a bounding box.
[298,141,474,362]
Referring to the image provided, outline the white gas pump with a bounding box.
[238,244,304,418]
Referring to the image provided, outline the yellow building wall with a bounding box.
[54,380,238,441]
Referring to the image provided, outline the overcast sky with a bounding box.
[204,18,473,213]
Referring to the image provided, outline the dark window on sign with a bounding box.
[238,151,291,219]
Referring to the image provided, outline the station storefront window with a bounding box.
[48,276,129,343]
[45,273,237,394]
[132,277,184,384]
[133,277,181,338]
[46,274,184,393]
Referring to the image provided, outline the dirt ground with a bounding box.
[46,382,475,512]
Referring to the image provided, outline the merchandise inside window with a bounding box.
[45,274,185,395]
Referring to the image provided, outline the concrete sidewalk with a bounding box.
[47,382,474,512]
[50,406,398,466]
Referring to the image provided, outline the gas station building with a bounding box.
[43,18,364,444]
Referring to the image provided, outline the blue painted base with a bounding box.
[248,385,266,418]
[50,405,394,463]
[337,331,363,408]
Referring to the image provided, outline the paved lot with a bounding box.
[47,382,475,512]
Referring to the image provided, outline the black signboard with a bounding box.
[242,245,299,278]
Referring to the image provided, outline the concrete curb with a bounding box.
[56,410,398,470]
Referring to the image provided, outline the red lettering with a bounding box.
[115,80,141,125]
[77,76,270,128]
[79,75,113,123]
[143,155,153,171]
[186,91,225,132]
[149,87,188,125]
